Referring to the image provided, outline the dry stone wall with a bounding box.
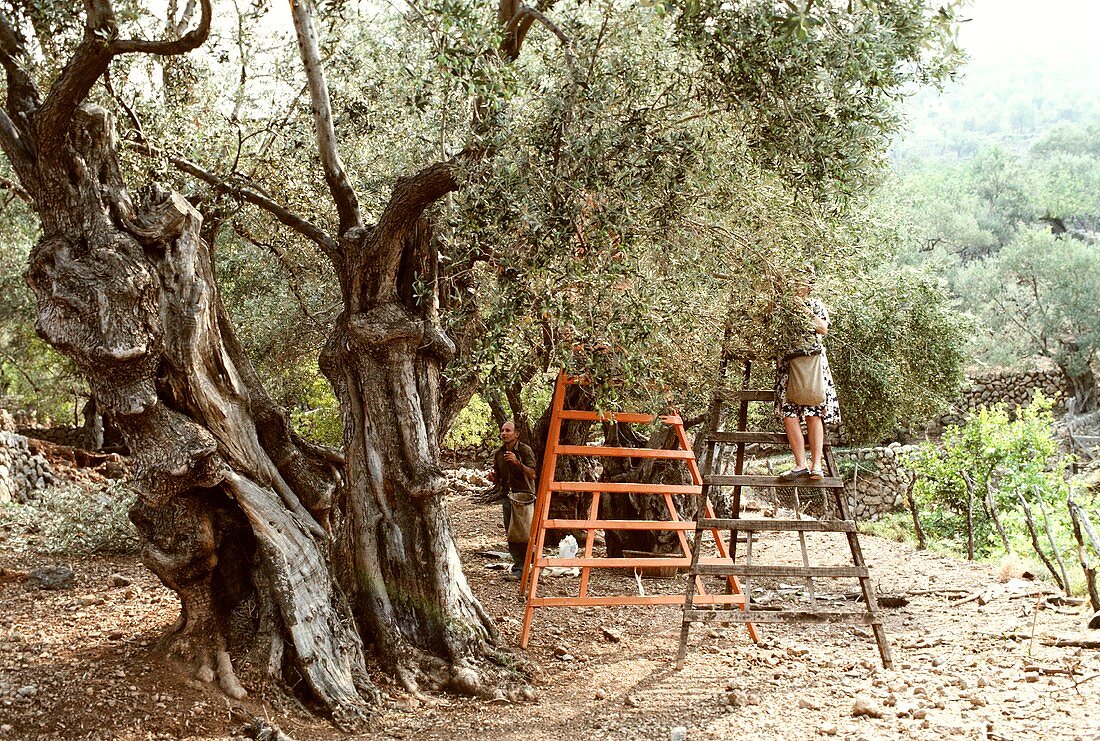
[17,426,87,448]
[0,411,58,504]
[937,367,1065,429]
[834,442,918,521]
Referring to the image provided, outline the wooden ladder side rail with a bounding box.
[730,360,754,528]
[672,420,759,643]
[825,447,894,669]
[677,323,739,668]
[676,495,707,670]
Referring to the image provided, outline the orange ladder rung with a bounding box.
[553,445,696,459]
[542,519,698,530]
[549,481,702,495]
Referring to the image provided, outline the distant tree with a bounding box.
[958,228,1100,410]
[884,126,1100,410]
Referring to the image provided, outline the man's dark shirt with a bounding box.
[493,442,536,496]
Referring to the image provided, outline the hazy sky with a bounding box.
[957,0,1100,69]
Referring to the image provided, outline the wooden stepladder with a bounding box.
[519,371,757,649]
[677,360,893,669]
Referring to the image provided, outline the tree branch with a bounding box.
[0,107,33,171]
[0,14,41,126]
[110,0,212,55]
[0,176,31,203]
[506,6,579,81]
[375,162,459,246]
[0,15,40,172]
[35,0,212,158]
[128,143,342,265]
[173,0,199,36]
[288,0,361,236]
[109,69,341,267]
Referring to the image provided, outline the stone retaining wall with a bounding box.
[17,426,87,449]
[834,442,918,521]
[0,411,58,504]
[935,367,1065,430]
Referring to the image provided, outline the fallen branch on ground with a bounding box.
[1001,634,1100,649]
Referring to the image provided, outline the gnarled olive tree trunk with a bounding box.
[319,203,518,697]
[20,103,370,721]
[1,6,377,724]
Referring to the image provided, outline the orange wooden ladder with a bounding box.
[518,371,758,649]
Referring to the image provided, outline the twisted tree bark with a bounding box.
[2,0,550,722]
[1,4,373,726]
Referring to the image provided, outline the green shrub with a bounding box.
[0,481,139,556]
[444,394,496,450]
[903,393,1091,592]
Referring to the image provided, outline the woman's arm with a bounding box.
[801,298,829,335]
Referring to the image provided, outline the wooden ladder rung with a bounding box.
[697,518,856,533]
[533,594,746,607]
[683,610,876,625]
[705,474,844,488]
[715,388,775,401]
[537,557,689,568]
[707,431,842,446]
[707,431,790,444]
[556,410,656,423]
[691,564,869,578]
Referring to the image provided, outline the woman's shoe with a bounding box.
[808,468,823,480]
[777,468,808,482]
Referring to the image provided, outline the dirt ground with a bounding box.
[2,488,1099,740]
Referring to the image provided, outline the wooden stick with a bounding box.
[961,471,976,561]
[1034,487,1072,595]
[1029,592,1042,657]
[905,479,926,550]
[984,475,1011,554]
[1002,634,1100,650]
[1016,489,1067,592]
[1068,496,1100,611]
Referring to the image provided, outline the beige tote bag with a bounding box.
[787,353,825,406]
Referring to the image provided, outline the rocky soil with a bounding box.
[1,479,1098,740]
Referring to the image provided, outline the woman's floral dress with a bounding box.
[774,298,841,425]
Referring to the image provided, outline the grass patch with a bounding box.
[857,511,917,545]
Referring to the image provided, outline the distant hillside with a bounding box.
[892,0,1100,162]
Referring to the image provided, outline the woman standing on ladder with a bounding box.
[776,274,841,481]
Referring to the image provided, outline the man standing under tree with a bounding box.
[489,421,536,579]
